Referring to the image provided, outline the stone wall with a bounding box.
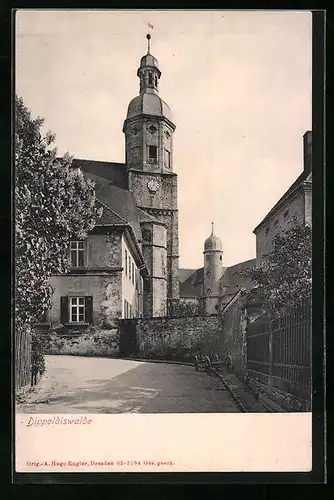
[218,293,247,376]
[134,315,221,361]
[246,377,311,412]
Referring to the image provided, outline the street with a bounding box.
[17,355,240,413]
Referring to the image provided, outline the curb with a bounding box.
[210,368,246,412]
[258,394,286,412]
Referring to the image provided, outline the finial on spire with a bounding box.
[211,221,214,234]
[146,33,151,54]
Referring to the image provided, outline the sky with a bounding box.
[15,10,312,269]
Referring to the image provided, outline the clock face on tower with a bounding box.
[147,179,160,193]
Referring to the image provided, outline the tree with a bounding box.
[239,219,312,313]
[15,95,102,383]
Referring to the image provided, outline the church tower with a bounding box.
[203,223,223,315]
[123,34,179,315]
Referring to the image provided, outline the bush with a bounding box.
[139,328,217,361]
[46,329,120,358]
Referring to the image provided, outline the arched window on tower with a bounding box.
[148,72,153,85]
[155,75,158,87]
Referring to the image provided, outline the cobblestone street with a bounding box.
[16,355,242,414]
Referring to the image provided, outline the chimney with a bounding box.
[303,131,312,175]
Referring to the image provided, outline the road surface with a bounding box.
[17,355,240,413]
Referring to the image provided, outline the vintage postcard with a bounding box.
[14,9,317,476]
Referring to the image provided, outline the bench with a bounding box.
[194,354,210,372]
[194,353,232,374]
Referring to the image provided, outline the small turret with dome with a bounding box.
[204,223,223,252]
[203,223,223,314]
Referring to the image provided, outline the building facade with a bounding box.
[253,131,312,264]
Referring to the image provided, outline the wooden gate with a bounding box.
[119,319,138,357]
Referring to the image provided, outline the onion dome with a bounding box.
[204,222,222,252]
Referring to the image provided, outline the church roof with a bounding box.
[179,268,197,283]
[73,158,127,189]
[126,93,173,123]
[179,268,204,298]
[82,171,142,243]
[95,199,128,226]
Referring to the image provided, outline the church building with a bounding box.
[45,34,309,333]
[48,34,179,330]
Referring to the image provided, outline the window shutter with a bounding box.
[60,296,69,324]
[85,296,93,324]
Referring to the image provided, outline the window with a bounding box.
[70,240,84,267]
[165,149,171,168]
[220,255,222,261]
[125,249,128,275]
[128,256,131,280]
[284,209,289,219]
[148,145,157,162]
[60,296,93,324]
[132,263,135,284]
[124,300,133,319]
[70,297,85,323]
[148,72,153,85]
[274,218,279,227]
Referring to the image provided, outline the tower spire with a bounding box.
[146,33,151,54]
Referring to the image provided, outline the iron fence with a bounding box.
[246,298,311,398]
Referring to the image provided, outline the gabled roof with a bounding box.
[183,267,204,285]
[179,268,197,283]
[253,169,311,233]
[73,158,127,189]
[179,267,204,298]
[95,199,128,226]
[82,171,142,243]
